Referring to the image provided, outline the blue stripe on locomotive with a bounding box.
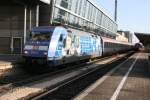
[80,36,97,55]
[25,26,100,59]
[24,27,54,58]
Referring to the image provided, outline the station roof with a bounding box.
[135,32,150,46]
[11,0,40,6]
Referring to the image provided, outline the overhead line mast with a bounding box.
[49,0,55,25]
[115,0,117,22]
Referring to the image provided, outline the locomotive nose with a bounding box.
[23,44,49,58]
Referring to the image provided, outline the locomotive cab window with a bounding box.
[31,32,52,41]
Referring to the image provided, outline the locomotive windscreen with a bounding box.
[31,32,52,41]
[31,26,55,41]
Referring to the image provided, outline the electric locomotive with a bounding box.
[23,26,103,66]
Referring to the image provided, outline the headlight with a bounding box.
[24,51,28,54]
[44,52,48,55]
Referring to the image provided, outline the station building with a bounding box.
[0,0,50,54]
[52,0,117,37]
[117,30,133,43]
[0,0,117,54]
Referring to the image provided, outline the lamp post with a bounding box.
[24,6,27,44]
[115,0,117,22]
[36,4,39,27]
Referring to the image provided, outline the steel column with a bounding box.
[115,0,117,22]
[36,4,39,27]
[29,9,32,30]
[50,0,55,24]
[24,6,27,44]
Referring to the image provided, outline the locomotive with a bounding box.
[23,26,133,66]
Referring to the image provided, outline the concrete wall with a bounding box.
[0,1,37,53]
[0,1,53,53]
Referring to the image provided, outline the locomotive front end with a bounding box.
[23,26,54,64]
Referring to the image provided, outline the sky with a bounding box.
[96,0,150,33]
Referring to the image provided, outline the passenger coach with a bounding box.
[23,0,134,67]
[23,26,133,67]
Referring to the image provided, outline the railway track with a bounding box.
[0,52,134,99]
[0,54,117,96]
[29,52,134,100]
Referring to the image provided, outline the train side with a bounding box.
[23,26,134,67]
[102,37,134,56]
[23,26,102,66]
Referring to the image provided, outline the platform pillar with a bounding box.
[24,6,27,44]
[36,5,39,27]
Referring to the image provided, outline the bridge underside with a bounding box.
[135,33,150,52]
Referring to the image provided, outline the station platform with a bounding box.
[0,54,21,70]
[75,53,150,100]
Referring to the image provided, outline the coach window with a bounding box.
[107,43,109,48]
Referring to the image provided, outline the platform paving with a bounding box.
[0,54,21,70]
[75,53,150,100]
